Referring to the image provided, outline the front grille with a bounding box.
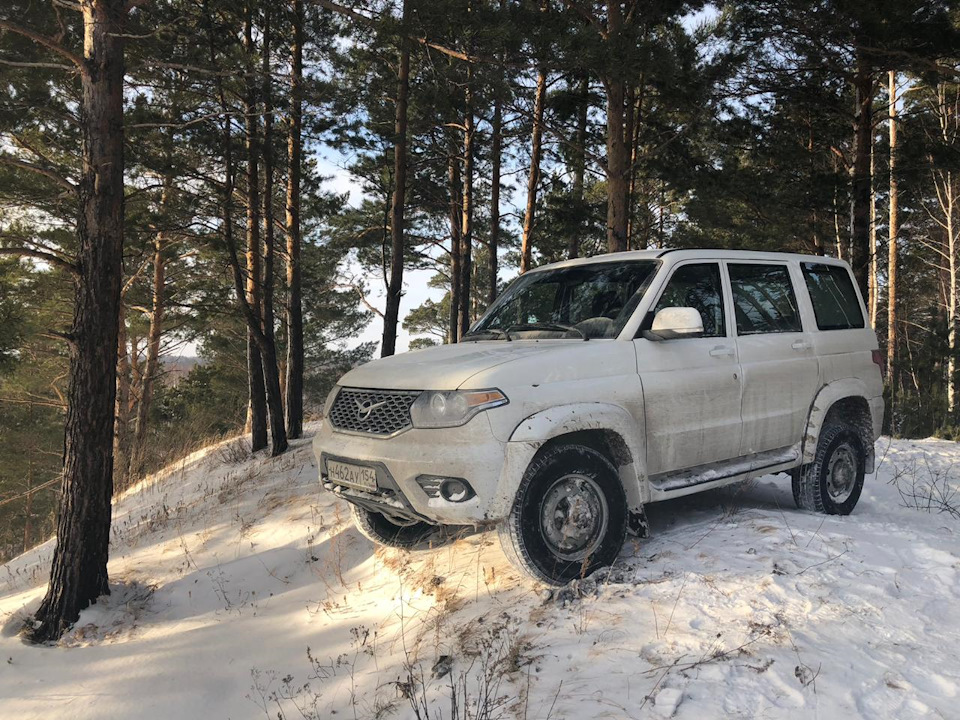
[328,387,419,436]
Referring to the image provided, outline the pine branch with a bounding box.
[0,154,76,193]
[0,247,79,276]
[0,18,84,68]
[0,56,75,71]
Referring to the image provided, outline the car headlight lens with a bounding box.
[411,389,508,428]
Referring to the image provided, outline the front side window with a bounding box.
[653,263,725,337]
[729,263,802,335]
[802,263,865,330]
[467,260,659,340]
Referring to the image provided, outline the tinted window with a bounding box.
[729,264,802,334]
[654,263,725,337]
[802,263,865,330]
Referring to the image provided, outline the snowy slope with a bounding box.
[1,428,959,719]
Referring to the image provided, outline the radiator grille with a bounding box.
[328,387,419,436]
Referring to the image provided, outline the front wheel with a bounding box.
[793,423,866,515]
[498,444,627,585]
[351,504,435,548]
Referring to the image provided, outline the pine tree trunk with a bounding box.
[603,1,628,253]
[382,1,410,358]
[30,0,126,643]
[605,76,629,253]
[851,52,875,301]
[521,66,546,273]
[569,74,588,259]
[869,143,878,326]
[949,189,957,417]
[448,152,462,343]
[23,446,33,553]
[244,6,268,451]
[624,83,637,249]
[259,7,288,455]
[114,303,131,485]
[806,116,823,257]
[488,90,501,303]
[285,0,304,439]
[886,71,898,387]
[459,70,474,336]
[131,177,171,477]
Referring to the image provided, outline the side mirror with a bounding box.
[643,307,704,341]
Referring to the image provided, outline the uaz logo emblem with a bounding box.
[355,397,388,421]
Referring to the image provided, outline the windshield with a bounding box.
[467,260,659,340]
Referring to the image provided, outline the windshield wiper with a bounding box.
[505,322,587,340]
[462,328,512,342]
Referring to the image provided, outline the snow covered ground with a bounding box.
[1,428,959,719]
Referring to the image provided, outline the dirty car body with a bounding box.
[314,249,884,584]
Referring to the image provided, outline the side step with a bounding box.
[649,446,800,494]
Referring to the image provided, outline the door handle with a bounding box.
[709,345,735,358]
[791,340,812,351]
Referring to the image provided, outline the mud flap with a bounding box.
[627,506,648,538]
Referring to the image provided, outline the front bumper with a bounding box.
[313,413,508,526]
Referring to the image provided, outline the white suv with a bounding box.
[314,249,884,584]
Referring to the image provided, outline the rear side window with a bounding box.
[729,264,802,334]
[801,263,865,330]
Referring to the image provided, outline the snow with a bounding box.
[1,429,959,719]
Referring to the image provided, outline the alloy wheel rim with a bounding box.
[539,474,609,561]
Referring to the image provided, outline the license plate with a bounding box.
[327,459,378,492]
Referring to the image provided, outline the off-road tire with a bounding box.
[351,504,435,548]
[498,444,627,586]
[793,423,866,515]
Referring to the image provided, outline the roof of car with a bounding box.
[530,248,851,272]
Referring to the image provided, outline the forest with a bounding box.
[0,0,957,639]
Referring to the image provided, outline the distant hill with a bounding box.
[161,356,202,385]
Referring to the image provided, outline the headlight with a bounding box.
[410,389,508,428]
[322,385,340,418]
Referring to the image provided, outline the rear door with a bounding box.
[726,261,820,455]
[636,261,743,475]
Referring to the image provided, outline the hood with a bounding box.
[337,341,562,390]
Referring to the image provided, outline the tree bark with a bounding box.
[114,302,131,485]
[869,141,878,326]
[851,51,875,301]
[569,74,588,259]
[521,65,546,273]
[130,176,171,477]
[244,4,268,451]
[603,1,629,253]
[448,151,462,343]
[488,87,501,303]
[459,67,474,336]
[624,83,637,249]
[285,0,305,438]
[886,71,898,387]
[30,0,127,643]
[258,6,288,453]
[381,0,410,358]
[948,187,957,417]
[932,83,958,417]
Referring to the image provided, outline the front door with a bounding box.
[726,261,820,455]
[636,261,743,476]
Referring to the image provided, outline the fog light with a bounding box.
[416,475,475,502]
[440,478,474,503]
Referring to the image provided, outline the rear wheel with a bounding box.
[351,504,435,548]
[498,444,627,585]
[793,423,865,515]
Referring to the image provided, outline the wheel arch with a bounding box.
[491,403,649,536]
[803,381,877,472]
